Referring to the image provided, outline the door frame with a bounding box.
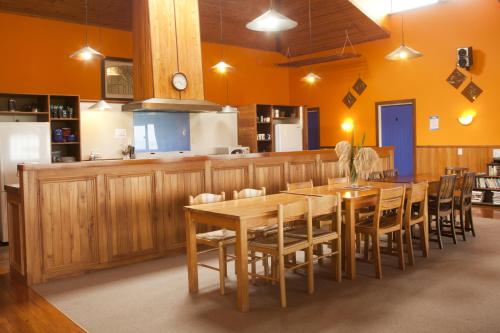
[375,99,416,175]
[303,106,320,150]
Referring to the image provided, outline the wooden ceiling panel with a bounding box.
[0,0,389,56]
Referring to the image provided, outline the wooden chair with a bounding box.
[428,175,457,249]
[233,187,271,235]
[404,182,429,265]
[248,199,314,308]
[327,177,349,185]
[286,179,314,191]
[286,194,342,282]
[454,172,476,240]
[355,187,406,279]
[189,192,235,295]
[368,171,385,181]
[445,167,469,176]
[383,169,399,178]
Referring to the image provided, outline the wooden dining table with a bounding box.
[184,192,309,312]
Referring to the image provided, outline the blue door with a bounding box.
[308,109,320,150]
[380,104,414,176]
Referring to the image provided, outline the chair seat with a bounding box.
[249,225,277,233]
[196,229,236,242]
[285,227,335,239]
[249,235,307,249]
[356,216,400,232]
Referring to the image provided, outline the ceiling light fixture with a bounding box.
[246,0,297,32]
[70,0,104,61]
[88,100,112,111]
[301,0,321,84]
[212,0,234,74]
[385,16,422,61]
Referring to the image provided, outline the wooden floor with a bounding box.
[0,206,497,333]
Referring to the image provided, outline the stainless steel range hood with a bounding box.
[122,98,221,113]
[123,0,220,113]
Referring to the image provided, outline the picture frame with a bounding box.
[101,57,134,100]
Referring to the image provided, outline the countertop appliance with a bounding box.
[215,146,250,155]
[274,124,303,152]
[0,123,51,242]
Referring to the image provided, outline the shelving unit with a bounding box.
[0,92,81,162]
[472,174,500,207]
[237,104,303,153]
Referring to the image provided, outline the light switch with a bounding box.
[115,128,127,139]
[457,148,463,156]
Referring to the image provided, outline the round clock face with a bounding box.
[172,72,188,91]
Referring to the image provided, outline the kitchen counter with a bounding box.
[10,148,394,285]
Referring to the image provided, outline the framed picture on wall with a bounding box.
[101,57,133,100]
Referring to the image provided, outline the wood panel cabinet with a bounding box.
[39,178,99,276]
[105,174,157,259]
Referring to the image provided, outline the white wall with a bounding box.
[80,102,238,159]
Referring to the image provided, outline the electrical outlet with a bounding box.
[457,148,463,156]
[114,128,127,139]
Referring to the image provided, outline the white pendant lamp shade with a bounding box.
[246,9,297,32]
[385,44,422,61]
[301,72,321,84]
[88,100,112,111]
[212,60,234,74]
[219,105,238,114]
[70,45,104,61]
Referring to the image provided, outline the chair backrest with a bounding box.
[459,172,475,206]
[327,177,349,185]
[436,174,456,213]
[405,181,428,224]
[277,199,312,252]
[286,179,314,191]
[189,192,225,205]
[444,167,469,176]
[368,171,384,181]
[373,186,406,230]
[310,193,342,233]
[233,187,266,200]
[383,169,399,178]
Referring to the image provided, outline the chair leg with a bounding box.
[387,232,393,253]
[468,208,476,237]
[271,256,277,285]
[421,222,429,258]
[307,247,314,294]
[251,250,257,285]
[356,233,361,254]
[406,224,415,266]
[459,207,467,241]
[318,244,324,266]
[222,245,228,277]
[333,238,342,282]
[363,234,370,260]
[436,217,443,250]
[450,214,457,245]
[341,224,346,271]
[218,244,226,295]
[373,234,382,279]
[279,255,287,308]
[263,254,269,283]
[397,230,405,271]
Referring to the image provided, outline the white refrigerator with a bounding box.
[274,124,303,152]
[0,123,51,242]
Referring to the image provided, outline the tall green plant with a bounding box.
[349,131,365,184]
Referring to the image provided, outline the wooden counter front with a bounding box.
[12,148,394,285]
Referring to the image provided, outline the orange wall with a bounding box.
[289,0,500,146]
[0,12,289,105]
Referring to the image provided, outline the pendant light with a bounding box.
[385,16,422,61]
[70,0,104,61]
[88,100,112,111]
[246,0,297,32]
[219,66,238,114]
[301,0,321,84]
[212,0,234,74]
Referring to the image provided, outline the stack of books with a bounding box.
[475,177,500,189]
[488,164,500,176]
[493,191,500,205]
[472,190,484,203]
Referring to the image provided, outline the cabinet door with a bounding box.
[39,178,99,276]
[106,174,158,259]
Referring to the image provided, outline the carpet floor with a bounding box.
[34,217,500,333]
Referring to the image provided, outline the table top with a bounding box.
[184,192,307,221]
[373,175,440,184]
[282,182,407,200]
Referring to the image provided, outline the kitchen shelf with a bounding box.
[474,188,500,191]
[51,142,80,145]
[273,117,296,120]
[50,118,80,121]
[0,111,49,115]
[257,140,272,142]
[257,122,272,124]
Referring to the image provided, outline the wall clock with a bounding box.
[172,72,188,91]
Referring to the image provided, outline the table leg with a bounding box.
[235,223,249,312]
[345,200,356,280]
[185,211,198,293]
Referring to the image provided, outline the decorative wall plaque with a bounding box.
[353,78,367,95]
[461,80,483,103]
[102,57,134,100]
[446,68,466,89]
[343,91,357,109]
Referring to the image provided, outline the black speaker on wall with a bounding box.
[457,47,473,70]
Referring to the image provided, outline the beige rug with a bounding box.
[34,217,500,333]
